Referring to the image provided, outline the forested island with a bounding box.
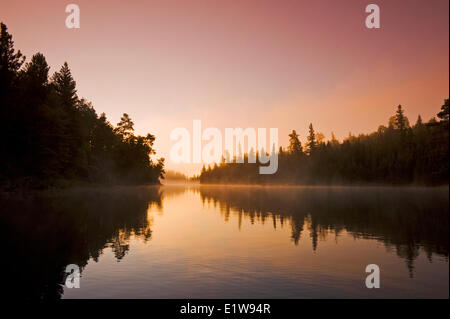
[0,23,164,190]
[200,101,449,185]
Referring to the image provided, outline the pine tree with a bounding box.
[0,22,25,91]
[16,53,51,180]
[51,62,83,178]
[394,104,409,131]
[288,130,302,154]
[437,99,449,123]
[52,62,77,107]
[415,115,423,127]
[115,113,135,139]
[0,23,26,179]
[306,123,317,154]
[20,53,49,90]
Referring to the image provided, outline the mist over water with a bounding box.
[1,185,448,299]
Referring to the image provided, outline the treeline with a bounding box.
[0,23,164,189]
[164,170,189,182]
[200,101,449,185]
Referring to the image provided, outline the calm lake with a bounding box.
[1,185,448,299]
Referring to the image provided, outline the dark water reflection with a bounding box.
[196,186,449,277]
[0,185,448,299]
[0,187,162,299]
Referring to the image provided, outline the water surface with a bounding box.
[1,185,448,298]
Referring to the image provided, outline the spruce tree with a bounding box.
[288,130,303,154]
[52,62,77,107]
[306,123,317,154]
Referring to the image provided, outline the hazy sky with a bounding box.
[2,0,449,175]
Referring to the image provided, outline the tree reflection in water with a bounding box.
[1,185,447,299]
[0,186,162,299]
[196,185,449,278]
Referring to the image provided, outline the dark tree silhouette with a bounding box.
[115,113,135,138]
[288,130,303,154]
[52,62,77,106]
[394,104,409,131]
[0,23,164,190]
[437,99,449,123]
[200,102,449,186]
[306,123,317,154]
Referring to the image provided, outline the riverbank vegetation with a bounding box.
[200,101,449,185]
[0,23,164,190]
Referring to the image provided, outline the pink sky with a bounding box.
[1,0,449,175]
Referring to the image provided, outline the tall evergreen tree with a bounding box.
[20,53,49,90]
[50,62,84,178]
[51,62,77,106]
[306,123,317,154]
[0,22,25,93]
[394,104,409,130]
[115,113,135,139]
[437,99,449,123]
[415,115,423,127]
[288,130,303,154]
[0,23,25,180]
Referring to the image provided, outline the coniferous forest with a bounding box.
[200,102,449,185]
[1,22,448,189]
[0,23,164,190]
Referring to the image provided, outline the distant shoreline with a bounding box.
[163,182,449,189]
